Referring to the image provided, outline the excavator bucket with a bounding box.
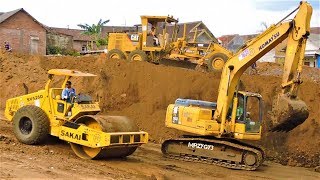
[271,95,309,132]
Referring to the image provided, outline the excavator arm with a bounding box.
[213,1,312,132]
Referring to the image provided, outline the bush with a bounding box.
[97,38,107,47]
[47,45,62,55]
[47,45,80,56]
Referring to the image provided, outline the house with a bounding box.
[0,8,47,55]
[134,20,218,44]
[219,34,257,53]
[218,34,237,48]
[275,27,320,68]
[47,20,219,53]
[48,27,92,52]
[162,21,218,43]
[101,26,136,35]
[48,26,137,53]
[46,29,73,52]
[219,27,320,65]
[175,21,218,43]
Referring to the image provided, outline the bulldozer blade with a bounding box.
[271,95,309,132]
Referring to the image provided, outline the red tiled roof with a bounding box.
[218,34,238,47]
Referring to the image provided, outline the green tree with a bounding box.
[77,19,110,50]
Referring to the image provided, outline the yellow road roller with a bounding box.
[4,69,148,159]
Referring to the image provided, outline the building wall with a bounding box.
[275,38,319,68]
[276,55,317,67]
[46,32,73,51]
[304,56,317,67]
[73,40,106,52]
[0,11,46,55]
[73,40,89,52]
[259,49,275,62]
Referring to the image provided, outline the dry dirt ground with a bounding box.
[0,52,320,179]
[0,115,319,179]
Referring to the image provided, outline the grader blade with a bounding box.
[271,95,309,132]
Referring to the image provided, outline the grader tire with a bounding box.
[207,53,229,72]
[107,49,126,60]
[13,105,50,145]
[128,50,148,62]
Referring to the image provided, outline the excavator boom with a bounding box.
[213,1,312,132]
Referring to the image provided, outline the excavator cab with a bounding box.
[232,91,262,140]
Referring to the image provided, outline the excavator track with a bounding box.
[161,136,265,170]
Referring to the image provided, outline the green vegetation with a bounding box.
[47,45,80,56]
[77,19,110,49]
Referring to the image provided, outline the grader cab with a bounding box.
[4,69,148,159]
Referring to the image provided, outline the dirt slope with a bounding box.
[0,52,319,168]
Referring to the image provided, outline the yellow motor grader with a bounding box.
[107,15,232,72]
[4,69,148,159]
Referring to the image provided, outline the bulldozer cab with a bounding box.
[46,69,99,119]
[140,15,178,50]
[231,91,262,139]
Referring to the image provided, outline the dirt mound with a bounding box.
[257,62,320,84]
[0,52,319,168]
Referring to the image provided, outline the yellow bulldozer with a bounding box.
[4,69,148,159]
[107,15,232,72]
[162,1,312,170]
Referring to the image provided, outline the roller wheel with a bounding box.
[128,50,148,62]
[12,105,50,145]
[70,115,139,159]
[207,53,229,72]
[107,49,126,60]
[243,152,257,166]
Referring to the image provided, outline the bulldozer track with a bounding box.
[162,136,265,170]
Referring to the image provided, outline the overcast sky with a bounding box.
[0,0,319,36]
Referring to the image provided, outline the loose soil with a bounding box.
[0,52,319,179]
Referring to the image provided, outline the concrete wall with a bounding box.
[73,40,106,52]
[47,32,73,50]
[0,11,46,55]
